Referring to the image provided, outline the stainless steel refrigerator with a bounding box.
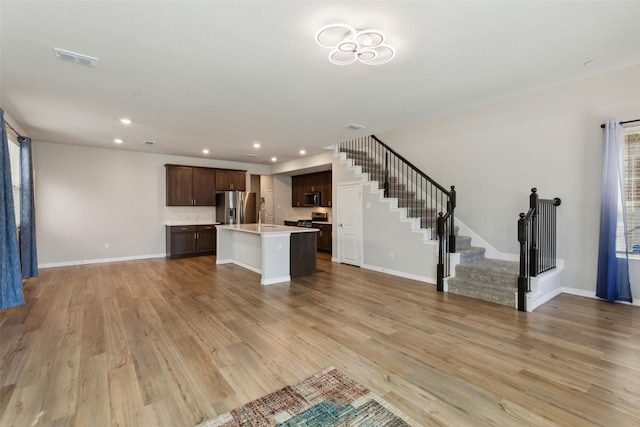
[216,191,256,224]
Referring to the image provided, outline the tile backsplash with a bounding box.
[164,206,216,225]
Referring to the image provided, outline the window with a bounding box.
[622,127,640,252]
[6,126,21,227]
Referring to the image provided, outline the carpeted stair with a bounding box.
[447,259,520,307]
[339,147,520,309]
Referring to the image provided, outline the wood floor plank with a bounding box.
[73,354,110,427]
[1,253,639,426]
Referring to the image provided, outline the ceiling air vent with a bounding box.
[344,123,365,130]
[54,48,98,67]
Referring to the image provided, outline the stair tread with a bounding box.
[450,273,517,289]
[457,246,486,253]
[448,277,517,292]
[459,258,519,272]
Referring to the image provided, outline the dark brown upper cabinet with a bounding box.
[215,169,246,191]
[291,170,332,207]
[166,165,216,206]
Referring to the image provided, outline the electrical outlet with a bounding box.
[104,243,110,249]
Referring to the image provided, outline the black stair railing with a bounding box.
[517,188,561,311]
[337,135,456,290]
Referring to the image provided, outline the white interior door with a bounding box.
[337,183,362,266]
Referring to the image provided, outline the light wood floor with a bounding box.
[1,253,639,426]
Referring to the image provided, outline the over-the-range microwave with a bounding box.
[304,192,321,206]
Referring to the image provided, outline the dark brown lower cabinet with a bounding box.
[195,225,216,254]
[314,223,332,253]
[166,224,216,258]
[290,232,317,278]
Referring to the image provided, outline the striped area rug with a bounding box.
[198,367,422,426]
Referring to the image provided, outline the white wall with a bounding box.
[34,142,270,266]
[378,64,640,297]
[272,175,292,224]
[361,181,437,282]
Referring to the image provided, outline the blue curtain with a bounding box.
[19,136,38,279]
[596,120,633,302]
[0,108,24,310]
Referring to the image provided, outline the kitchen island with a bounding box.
[216,224,318,285]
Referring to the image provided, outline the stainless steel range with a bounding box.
[311,211,328,222]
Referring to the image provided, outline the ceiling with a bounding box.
[2,1,640,165]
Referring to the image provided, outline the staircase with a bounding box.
[338,142,522,309]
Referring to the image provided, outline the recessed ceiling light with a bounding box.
[202,149,210,154]
[299,150,306,155]
[114,138,123,144]
[271,157,277,162]
[120,118,132,125]
[253,143,261,148]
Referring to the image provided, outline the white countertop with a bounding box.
[284,219,332,225]
[165,221,221,226]
[217,223,318,234]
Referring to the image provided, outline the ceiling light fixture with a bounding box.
[271,157,277,162]
[120,118,132,125]
[315,24,395,65]
[253,143,261,148]
[202,149,210,154]
[299,150,306,155]
[114,138,123,144]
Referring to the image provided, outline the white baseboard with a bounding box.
[560,287,639,307]
[40,253,167,268]
[361,263,436,285]
[531,287,564,311]
[262,275,291,285]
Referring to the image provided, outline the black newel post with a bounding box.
[529,188,539,277]
[517,212,528,312]
[448,186,456,253]
[437,212,445,292]
[383,152,389,198]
